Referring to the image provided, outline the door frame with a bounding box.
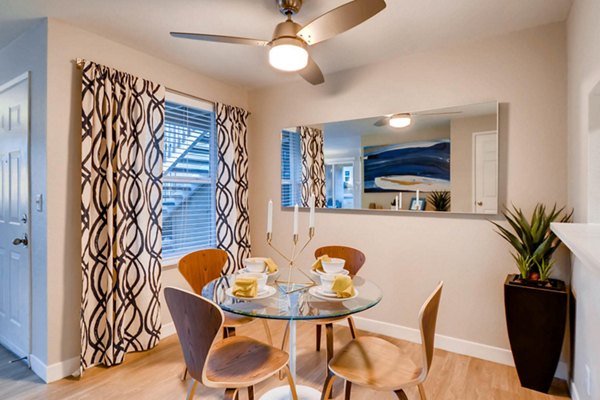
[0,71,32,361]
[471,130,498,213]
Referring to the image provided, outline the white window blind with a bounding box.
[162,94,216,260]
[281,129,302,207]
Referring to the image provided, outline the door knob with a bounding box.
[12,234,28,247]
[477,201,483,206]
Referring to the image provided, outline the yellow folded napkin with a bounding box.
[331,275,355,298]
[232,277,258,298]
[265,258,279,273]
[311,255,331,272]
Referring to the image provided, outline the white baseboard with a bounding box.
[570,380,581,400]
[351,316,568,380]
[30,353,79,383]
[161,322,176,339]
[28,322,176,384]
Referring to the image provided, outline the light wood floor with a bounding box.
[0,320,569,399]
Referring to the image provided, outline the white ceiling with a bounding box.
[0,0,572,89]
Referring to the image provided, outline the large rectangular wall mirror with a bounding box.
[280,101,499,215]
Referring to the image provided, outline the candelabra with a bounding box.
[267,227,318,294]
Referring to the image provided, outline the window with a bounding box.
[162,92,216,261]
[281,129,302,207]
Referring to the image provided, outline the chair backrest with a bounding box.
[178,249,229,294]
[314,246,366,276]
[418,281,443,381]
[164,287,224,383]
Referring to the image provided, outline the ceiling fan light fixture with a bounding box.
[389,114,412,128]
[269,38,308,72]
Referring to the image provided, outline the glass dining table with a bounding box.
[202,268,383,400]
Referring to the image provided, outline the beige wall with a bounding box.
[450,114,497,212]
[361,124,450,210]
[248,22,567,355]
[0,20,48,366]
[44,18,248,370]
[567,0,600,398]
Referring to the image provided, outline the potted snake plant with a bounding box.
[427,190,451,212]
[491,204,572,393]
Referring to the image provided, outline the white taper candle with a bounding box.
[293,204,299,235]
[267,199,273,234]
[309,195,315,228]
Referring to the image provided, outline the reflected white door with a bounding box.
[473,131,498,214]
[0,73,30,359]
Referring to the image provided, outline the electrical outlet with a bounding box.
[585,364,592,397]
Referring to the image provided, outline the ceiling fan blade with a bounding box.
[170,32,269,46]
[297,0,386,46]
[298,56,325,85]
[374,117,390,127]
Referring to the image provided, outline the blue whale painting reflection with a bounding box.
[363,139,450,192]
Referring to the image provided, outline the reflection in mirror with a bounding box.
[281,101,498,214]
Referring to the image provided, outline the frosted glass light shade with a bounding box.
[389,114,412,128]
[269,41,309,72]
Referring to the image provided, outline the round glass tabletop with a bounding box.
[201,268,383,321]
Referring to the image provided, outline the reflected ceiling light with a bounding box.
[389,113,412,128]
[269,38,309,72]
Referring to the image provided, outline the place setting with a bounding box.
[308,255,358,302]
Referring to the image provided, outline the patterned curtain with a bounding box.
[215,103,251,274]
[298,126,326,207]
[80,61,164,371]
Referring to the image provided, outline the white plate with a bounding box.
[308,286,358,301]
[310,268,349,277]
[315,286,337,297]
[239,267,280,276]
[226,285,276,300]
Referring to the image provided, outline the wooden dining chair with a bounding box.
[312,246,366,368]
[178,249,272,380]
[165,287,298,400]
[321,282,443,400]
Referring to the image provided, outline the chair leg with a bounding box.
[224,388,238,400]
[186,380,198,400]
[347,316,357,339]
[284,365,299,400]
[325,323,334,398]
[325,323,334,368]
[316,324,322,351]
[344,381,352,400]
[247,385,254,400]
[320,370,336,400]
[262,319,273,346]
[181,366,188,381]
[417,383,427,400]
[394,389,408,400]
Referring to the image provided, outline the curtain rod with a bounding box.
[74,58,221,107]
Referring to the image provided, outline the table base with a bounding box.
[259,384,321,400]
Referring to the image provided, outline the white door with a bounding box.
[473,131,498,214]
[0,73,30,359]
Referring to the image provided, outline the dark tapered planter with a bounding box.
[504,274,567,393]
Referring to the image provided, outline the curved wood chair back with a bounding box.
[418,281,443,381]
[164,287,224,383]
[178,249,228,294]
[314,246,366,276]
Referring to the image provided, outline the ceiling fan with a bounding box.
[374,111,463,129]
[170,0,387,85]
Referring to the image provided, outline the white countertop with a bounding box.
[551,223,600,271]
